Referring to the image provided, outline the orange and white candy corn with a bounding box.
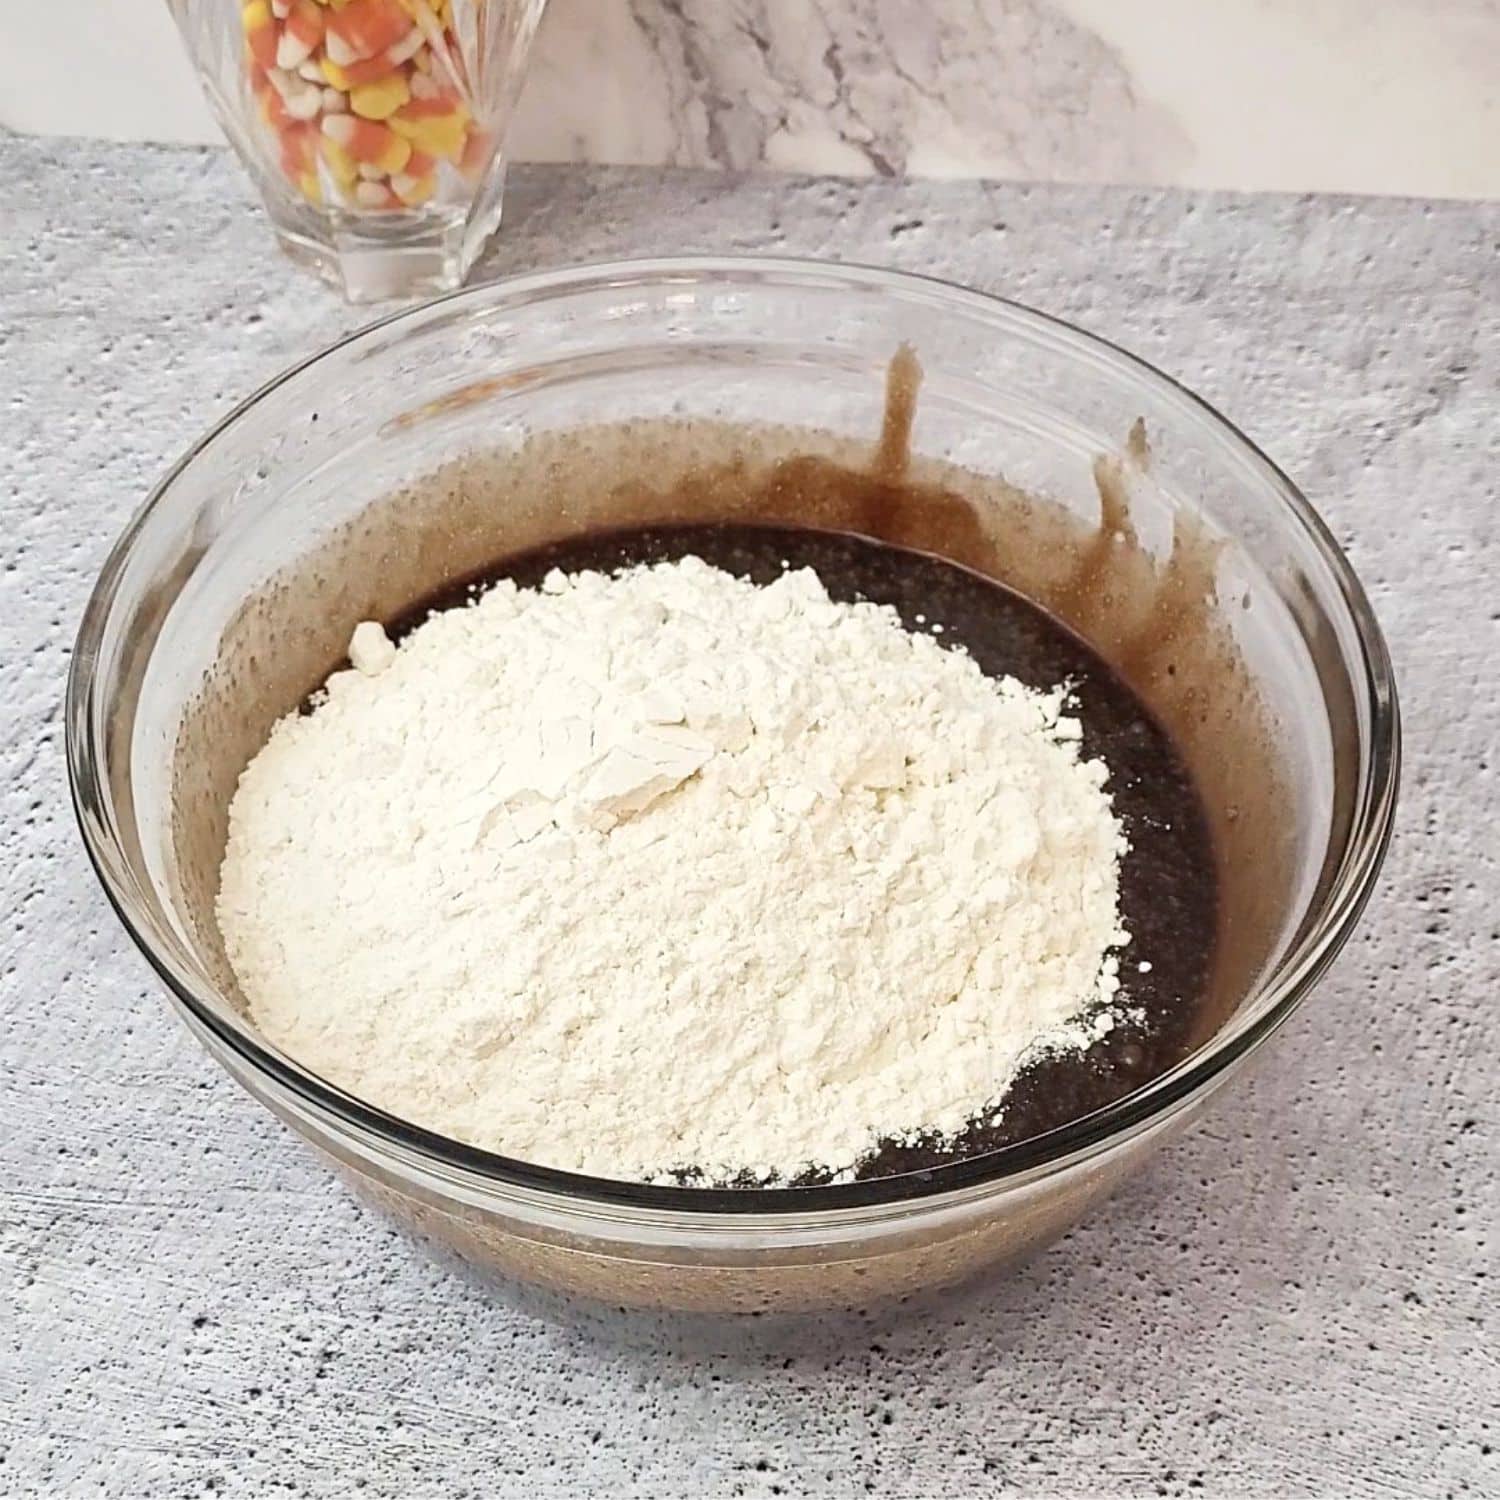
[458,126,490,180]
[245,0,481,217]
[318,135,359,190]
[321,112,411,174]
[326,0,411,62]
[255,74,293,132]
[268,65,324,121]
[242,0,278,71]
[387,27,426,66]
[390,169,435,207]
[389,148,436,206]
[274,122,322,201]
[354,179,400,210]
[349,72,410,120]
[275,0,325,69]
[387,96,469,161]
[320,52,396,89]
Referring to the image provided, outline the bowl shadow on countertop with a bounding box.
[363,1088,1300,1366]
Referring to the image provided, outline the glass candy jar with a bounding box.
[168,0,547,300]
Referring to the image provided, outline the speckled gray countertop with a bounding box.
[1,138,1496,1499]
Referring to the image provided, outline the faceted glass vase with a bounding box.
[167,0,547,301]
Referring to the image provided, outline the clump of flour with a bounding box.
[217,558,1129,1183]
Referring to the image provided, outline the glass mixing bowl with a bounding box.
[67,258,1398,1313]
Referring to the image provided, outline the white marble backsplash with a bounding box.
[6,0,1499,198]
[510,0,1499,197]
[515,0,1189,183]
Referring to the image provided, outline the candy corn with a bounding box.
[326,0,411,61]
[321,113,411,174]
[321,52,400,89]
[354,179,401,209]
[387,95,468,161]
[242,0,482,214]
[318,134,360,190]
[242,0,279,70]
[275,0,325,69]
[349,72,410,120]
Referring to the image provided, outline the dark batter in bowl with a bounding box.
[388,521,1217,1185]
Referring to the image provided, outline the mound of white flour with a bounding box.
[217,558,1129,1183]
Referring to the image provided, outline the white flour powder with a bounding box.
[217,558,1129,1182]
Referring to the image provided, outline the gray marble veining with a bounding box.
[507,0,1500,198]
[5,0,1500,197]
[516,0,1190,183]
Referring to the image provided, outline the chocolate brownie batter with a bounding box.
[390,522,1218,1185]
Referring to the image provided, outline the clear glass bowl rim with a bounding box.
[66,255,1400,1220]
